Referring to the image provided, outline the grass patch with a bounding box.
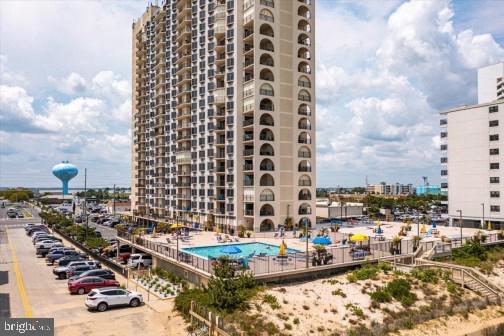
[331,288,347,298]
[263,294,281,310]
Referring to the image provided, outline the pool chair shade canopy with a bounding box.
[350,234,369,242]
[220,246,242,254]
[312,236,331,245]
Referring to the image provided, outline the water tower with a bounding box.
[52,161,78,196]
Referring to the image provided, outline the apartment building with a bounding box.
[131,0,316,232]
[441,63,504,228]
[478,63,504,104]
[366,182,413,196]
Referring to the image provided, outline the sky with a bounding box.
[0,0,503,189]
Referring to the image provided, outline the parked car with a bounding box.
[85,288,143,312]
[127,254,152,268]
[27,227,49,236]
[23,223,39,230]
[56,255,85,267]
[38,246,73,258]
[54,261,100,279]
[34,235,61,245]
[68,269,115,282]
[35,240,63,250]
[46,250,83,265]
[68,276,119,295]
[66,264,99,278]
[117,245,132,263]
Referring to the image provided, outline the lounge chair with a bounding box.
[233,236,240,242]
[273,232,279,238]
[216,235,224,243]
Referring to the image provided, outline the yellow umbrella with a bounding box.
[171,223,185,229]
[279,240,286,256]
[376,221,381,227]
[487,221,492,231]
[215,225,220,235]
[350,233,369,242]
[152,226,157,237]
[421,223,427,234]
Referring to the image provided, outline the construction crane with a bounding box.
[422,176,429,188]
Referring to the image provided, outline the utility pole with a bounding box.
[113,184,116,216]
[481,203,485,230]
[84,168,88,242]
[457,209,463,245]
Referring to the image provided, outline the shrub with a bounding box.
[331,288,347,298]
[386,279,417,306]
[284,323,292,330]
[402,319,414,329]
[293,317,300,325]
[411,269,440,284]
[302,305,310,310]
[370,288,391,303]
[263,294,281,310]
[347,264,379,282]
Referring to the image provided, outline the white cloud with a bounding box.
[91,71,129,100]
[48,72,87,95]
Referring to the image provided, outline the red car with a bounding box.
[68,276,120,295]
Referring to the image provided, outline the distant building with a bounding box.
[316,199,364,219]
[366,182,413,195]
[106,200,131,214]
[441,63,504,229]
[415,185,442,196]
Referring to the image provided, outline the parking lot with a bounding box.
[0,213,186,335]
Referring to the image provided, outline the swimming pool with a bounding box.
[182,242,301,259]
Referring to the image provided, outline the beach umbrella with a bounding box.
[432,221,437,229]
[171,223,185,229]
[220,245,242,254]
[487,221,492,231]
[152,226,157,237]
[215,225,220,235]
[279,240,287,256]
[312,236,332,245]
[376,225,383,234]
[421,223,427,234]
[350,234,369,242]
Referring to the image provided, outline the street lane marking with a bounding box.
[7,230,33,317]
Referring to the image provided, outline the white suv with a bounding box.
[85,288,143,312]
[127,254,152,268]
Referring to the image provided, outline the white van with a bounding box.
[127,254,152,268]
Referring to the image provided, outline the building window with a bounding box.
[441,182,448,188]
[490,177,500,183]
[441,157,447,163]
[440,144,447,150]
[441,170,448,176]
[489,105,499,113]
[490,148,500,155]
[490,134,499,141]
[491,191,500,198]
[489,120,499,127]
[440,119,447,125]
[491,205,500,212]
[440,132,447,138]
[490,163,500,169]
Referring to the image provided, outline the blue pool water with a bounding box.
[182,242,301,259]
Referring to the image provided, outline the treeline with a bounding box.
[363,194,447,212]
[0,188,34,202]
[75,188,129,201]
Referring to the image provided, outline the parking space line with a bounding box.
[7,230,33,317]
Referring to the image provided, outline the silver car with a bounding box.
[85,288,143,312]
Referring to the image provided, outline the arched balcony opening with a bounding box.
[298,146,311,158]
[298,104,311,116]
[260,219,274,231]
[260,189,275,201]
[298,61,311,74]
[260,204,275,216]
[298,118,311,130]
[298,19,311,32]
[298,160,311,172]
[298,33,311,46]
[260,38,274,52]
[260,9,274,22]
[259,23,274,37]
[298,75,311,88]
[299,189,312,200]
[260,143,274,156]
[298,203,312,215]
[298,174,311,186]
[260,83,274,96]
[260,173,275,186]
[298,132,311,144]
[260,128,275,141]
[298,89,311,102]
[260,113,274,126]
[260,158,275,171]
[260,53,274,67]
[298,47,311,60]
[298,6,310,19]
[260,98,274,111]
[260,69,275,81]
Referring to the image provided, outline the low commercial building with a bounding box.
[366,182,414,195]
[106,200,131,215]
[415,185,442,195]
[316,199,364,219]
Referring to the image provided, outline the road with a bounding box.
[75,206,117,241]
[0,211,186,335]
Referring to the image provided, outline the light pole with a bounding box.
[457,210,463,244]
[176,215,180,262]
[481,203,485,230]
[305,218,309,269]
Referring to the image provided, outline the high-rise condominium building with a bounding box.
[440,63,504,228]
[131,0,316,233]
[478,63,504,104]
